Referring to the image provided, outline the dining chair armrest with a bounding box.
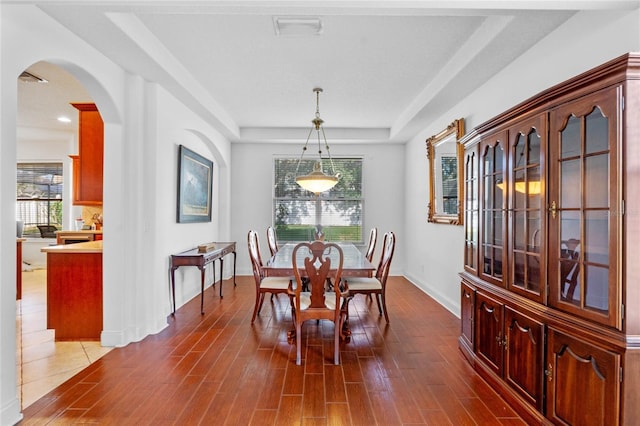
[287,277,297,295]
[338,278,349,293]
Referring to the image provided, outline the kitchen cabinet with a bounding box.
[71,103,103,205]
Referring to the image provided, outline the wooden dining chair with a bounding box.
[364,227,378,263]
[248,230,291,323]
[345,231,396,323]
[560,238,581,302]
[266,226,279,257]
[289,241,347,365]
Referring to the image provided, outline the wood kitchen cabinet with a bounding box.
[460,53,640,425]
[71,103,103,205]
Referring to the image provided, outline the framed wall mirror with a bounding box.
[426,118,465,225]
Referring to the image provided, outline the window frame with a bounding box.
[16,162,64,237]
[273,156,364,244]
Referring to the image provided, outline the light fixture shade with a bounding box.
[496,180,541,194]
[296,161,338,194]
[515,181,542,195]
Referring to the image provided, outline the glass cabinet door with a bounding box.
[464,146,479,272]
[548,86,620,328]
[508,115,546,303]
[479,131,507,287]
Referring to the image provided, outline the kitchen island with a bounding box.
[41,240,102,341]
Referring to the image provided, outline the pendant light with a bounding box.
[295,88,340,194]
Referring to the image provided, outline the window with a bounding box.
[16,163,63,236]
[274,157,363,243]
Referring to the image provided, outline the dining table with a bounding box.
[263,242,375,278]
[263,241,375,342]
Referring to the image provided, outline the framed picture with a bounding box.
[177,145,213,223]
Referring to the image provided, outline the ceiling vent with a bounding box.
[273,16,323,37]
[19,71,48,83]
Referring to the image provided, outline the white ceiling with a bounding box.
[17,1,639,145]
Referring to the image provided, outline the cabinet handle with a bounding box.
[545,363,553,382]
[549,201,557,219]
[495,335,507,347]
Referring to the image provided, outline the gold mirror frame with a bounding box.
[426,118,465,225]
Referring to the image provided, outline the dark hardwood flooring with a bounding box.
[20,276,525,425]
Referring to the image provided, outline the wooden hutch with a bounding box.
[459,53,640,425]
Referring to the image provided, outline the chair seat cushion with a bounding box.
[299,292,344,310]
[346,277,382,291]
[260,276,291,290]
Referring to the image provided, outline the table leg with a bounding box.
[200,266,206,315]
[170,266,177,315]
[212,260,216,296]
[232,251,237,286]
[219,258,224,298]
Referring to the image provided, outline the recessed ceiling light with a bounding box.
[273,16,323,37]
[57,116,71,123]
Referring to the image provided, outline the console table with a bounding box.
[169,242,236,315]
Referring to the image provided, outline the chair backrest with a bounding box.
[247,230,265,285]
[314,225,326,241]
[292,241,344,310]
[364,227,378,262]
[374,232,396,285]
[37,225,58,238]
[266,226,279,257]
[560,238,581,299]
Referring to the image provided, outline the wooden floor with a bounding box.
[20,276,525,425]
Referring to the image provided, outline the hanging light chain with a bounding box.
[294,127,315,177]
[294,87,340,194]
[320,126,337,177]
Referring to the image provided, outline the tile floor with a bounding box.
[16,268,113,409]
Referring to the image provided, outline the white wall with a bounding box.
[1,6,232,424]
[152,84,232,317]
[403,9,640,316]
[230,142,405,276]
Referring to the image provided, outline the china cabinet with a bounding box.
[459,53,640,425]
[463,140,479,273]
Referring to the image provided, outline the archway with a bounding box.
[14,60,119,409]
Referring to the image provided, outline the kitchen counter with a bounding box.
[54,230,103,245]
[41,240,102,253]
[41,239,103,340]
